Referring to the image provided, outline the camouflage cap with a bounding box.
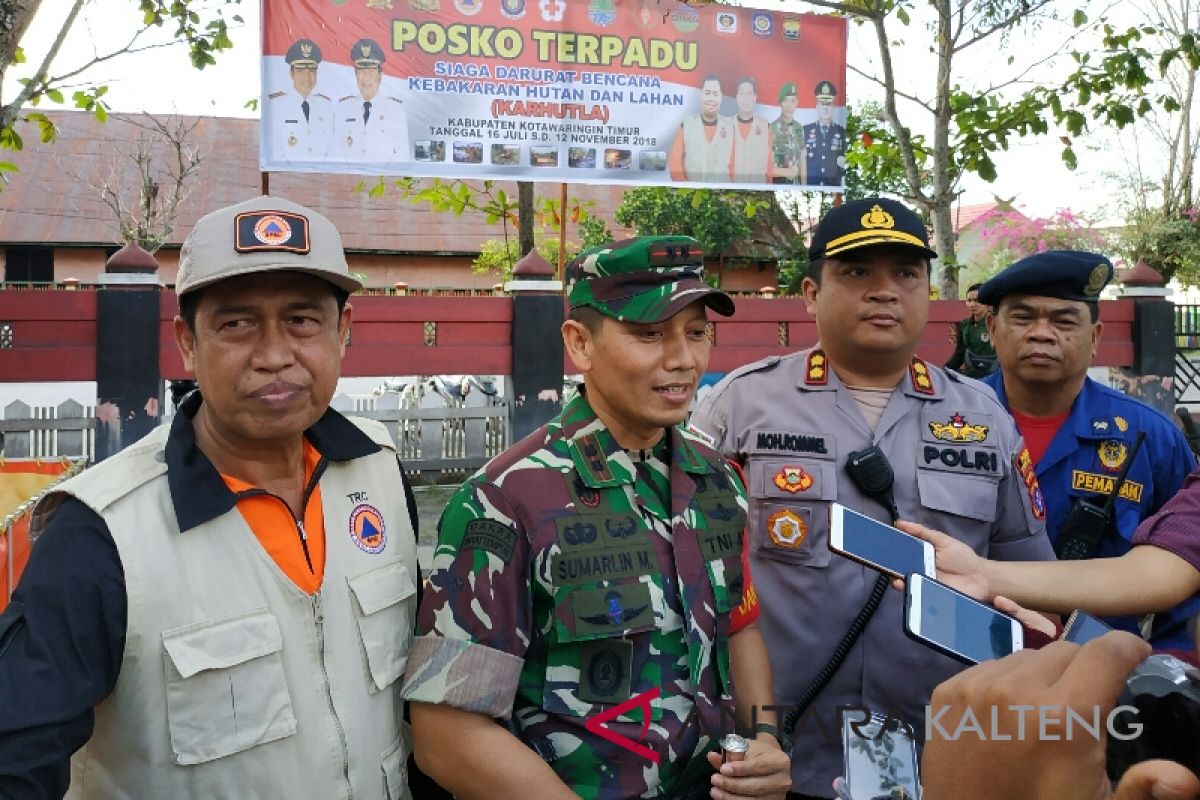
[176,195,361,296]
[566,236,735,323]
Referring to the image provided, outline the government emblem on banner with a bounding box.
[588,0,616,26]
[670,4,699,32]
[782,16,801,40]
[751,11,772,37]
[455,0,483,14]
[715,10,737,34]
[539,0,565,20]
[636,0,654,28]
[500,0,525,18]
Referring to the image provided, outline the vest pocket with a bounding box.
[381,721,413,800]
[348,560,418,694]
[161,609,297,765]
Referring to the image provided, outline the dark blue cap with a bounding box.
[808,197,937,262]
[977,250,1114,306]
[351,38,385,67]
[285,39,321,66]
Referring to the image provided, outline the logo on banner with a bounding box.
[751,11,772,37]
[500,0,525,17]
[715,10,737,34]
[539,0,565,20]
[409,0,440,10]
[782,16,802,40]
[670,4,699,32]
[588,0,616,26]
[636,0,655,28]
[455,0,483,13]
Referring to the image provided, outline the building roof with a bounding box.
[0,110,632,254]
[952,199,1031,235]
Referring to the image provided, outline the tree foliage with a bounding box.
[1,0,240,181]
[1120,206,1200,286]
[965,207,1112,288]
[801,0,1200,297]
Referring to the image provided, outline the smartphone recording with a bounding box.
[829,503,935,580]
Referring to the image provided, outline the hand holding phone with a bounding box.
[904,574,1023,665]
[829,503,936,580]
[841,707,921,800]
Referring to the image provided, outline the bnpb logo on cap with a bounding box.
[234,211,311,254]
[349,504,387,554]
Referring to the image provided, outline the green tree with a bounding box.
[613,187,771,256]
[1,0,239,179]
[802,0,1199,298]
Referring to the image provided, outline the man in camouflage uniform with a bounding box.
[403,236,793,799]
[944,282,998,378]
[770,82,806,185]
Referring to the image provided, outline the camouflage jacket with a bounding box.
[402,392,749,799]
[770,116,804,181]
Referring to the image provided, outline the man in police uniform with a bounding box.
[691,198,1054,799]
[669,74,736,183]
[402,236,792,799]
[770,82,806,185]
[264,38,334,163]
[978,251,1198,649]
[0,197,419,797]
[944,282,998,378]
[803,80,846,187]
[336,38,410,164]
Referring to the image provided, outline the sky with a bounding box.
[3,0,1178,225]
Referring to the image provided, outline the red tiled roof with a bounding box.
[0,110,632,253]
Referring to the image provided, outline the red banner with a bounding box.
[261,0,848,190]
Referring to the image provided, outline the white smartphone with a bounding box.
[904,573,1024,665]
[841,707,921,800]
[828,503,936,580]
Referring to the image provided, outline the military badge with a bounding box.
[1098,440,1128,472]
[349,503,387,554]
[909,358,934,394]
[1115,416,1129,432]
[715,10,737,33]
[929,413,989,443]
[767,509,807,549]
[772,465,813,494]
[751,11,772,37]
[499,0,525,17]
[805,349,828,385]
[578,488,601,508]
[579,639,633,703]
[1084,263,1108,297]
[575,586,651,631]
[1092,419,1110,432]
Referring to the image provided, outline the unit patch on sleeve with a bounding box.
[1014,446,1047,520]
[766,508,808,549]
[462,518,519,563]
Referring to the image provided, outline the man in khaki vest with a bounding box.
[0,196,419,799]
[669,73,736,183]
[730,76,773,183]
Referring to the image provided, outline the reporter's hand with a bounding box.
[895,520,991,601]
[993,595,1058,639]
[923,632,1152,800]
[707,736,791,799]
[1113,760,1200,800]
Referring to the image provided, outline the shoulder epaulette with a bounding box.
[339,94,357,102]
[268,91,286,99]
[805,349,829,386]
[315,92,331,101]
[909,357,935,395]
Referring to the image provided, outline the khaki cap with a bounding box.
[176,196,361,295]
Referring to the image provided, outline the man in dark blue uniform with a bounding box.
[803,80,845,187]
[979,250,1198,650]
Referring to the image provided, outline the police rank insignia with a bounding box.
[767,509,807,548]
[909,358,934,394]
[1115,416,1129,432]
[772,465,813,493]
[1098,440,1128,472]
[349,503,387,554]
[806,349,828,385]
[929,413,989,443]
